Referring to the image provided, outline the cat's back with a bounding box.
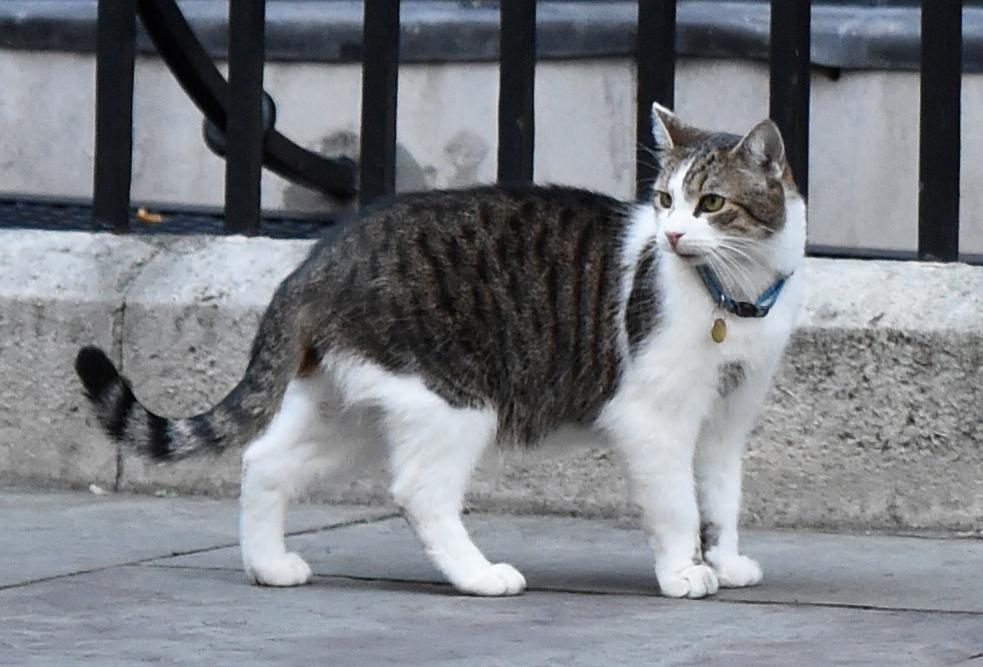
[333,185,627,263]
[313,186,637,442]
[323,185,632,314]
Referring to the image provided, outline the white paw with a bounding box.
[707,552,763,589]
[246,552,314,587]
[458,563,527,597]
[656,563,719,599]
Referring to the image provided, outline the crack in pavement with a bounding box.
[106,241,167,494]
[126,564,983,616]
[0,512,398,593]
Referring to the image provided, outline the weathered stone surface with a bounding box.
[744,259,983,529]
[0,231,159,489]
[116,235,311,495]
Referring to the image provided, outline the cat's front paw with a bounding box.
[246,552,314,587]
[706,551,762,588]
[656,563,719,599]
[458,563,527,597]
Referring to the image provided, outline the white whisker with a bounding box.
[712,252,759,299]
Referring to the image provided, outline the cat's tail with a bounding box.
[74,264,316,461]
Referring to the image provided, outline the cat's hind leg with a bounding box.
[382,387,524,597]
[239,376,331,587]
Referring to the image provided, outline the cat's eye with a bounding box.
[698,194,726,213]
[655,191,673,209]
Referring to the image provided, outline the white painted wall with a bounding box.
[0,49,979,254]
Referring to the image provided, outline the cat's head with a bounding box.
[647,103,802,270]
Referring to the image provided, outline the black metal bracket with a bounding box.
[203,92,276,159]
[136,0,357,201]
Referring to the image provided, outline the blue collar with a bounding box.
[694,264,791,319]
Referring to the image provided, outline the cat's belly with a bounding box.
[524,424,609,451]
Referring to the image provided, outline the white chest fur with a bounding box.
[599,197,805,436]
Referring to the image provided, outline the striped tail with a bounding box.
[75,347,181,459]
[74,269,312,460]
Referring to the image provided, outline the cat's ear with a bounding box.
[651,102,700,152]
[733,119,786,176]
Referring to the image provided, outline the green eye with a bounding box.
[656,191,673,209]
[699,194,726,213]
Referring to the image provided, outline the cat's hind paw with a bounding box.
[656,563,719,599]
[458,563,527,597]
[246,552,314,587]
[707,552,762,589]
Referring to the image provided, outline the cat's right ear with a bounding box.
[651,103,698,152]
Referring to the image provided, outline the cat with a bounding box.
[75,104,806,599]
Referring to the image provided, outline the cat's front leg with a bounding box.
[695,365,775,588]
[609,411,718,599]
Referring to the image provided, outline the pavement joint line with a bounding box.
[0,564,142,594]
[278,511,402,540]
[127,565,983,617]
[705,596,983,618]
[770,527,983,542]
[0,511,399,594]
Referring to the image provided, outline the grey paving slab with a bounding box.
[1,564,981,666]
[0,490,391,587]
[159,515,983,614]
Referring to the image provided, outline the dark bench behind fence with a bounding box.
[93,0,965,263]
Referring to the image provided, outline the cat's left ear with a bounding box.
[733,119,786,177]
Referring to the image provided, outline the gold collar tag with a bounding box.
[710,317,727,344]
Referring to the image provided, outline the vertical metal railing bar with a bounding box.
[769,0,811,199]
[918,0,962,262]
[635,0,676,199]
[359,0,401,208]
[497,0,537,185]
[224,0,267,235]
[93,0,137,233]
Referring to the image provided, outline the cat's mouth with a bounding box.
[669,247,705,263]
[662,238,704,261]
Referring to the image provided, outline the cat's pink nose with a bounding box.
[665,231,685,250]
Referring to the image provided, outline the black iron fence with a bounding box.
[94,0,966,263]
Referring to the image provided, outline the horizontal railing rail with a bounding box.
[91,0,965,262]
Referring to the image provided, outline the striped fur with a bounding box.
[75,250,325,459]
[317,187,643,443]
[75,186,662,457]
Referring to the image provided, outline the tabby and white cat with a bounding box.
[76,104,805,599]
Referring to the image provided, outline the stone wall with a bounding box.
[2,229,979,530]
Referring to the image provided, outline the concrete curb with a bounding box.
[1,229,980,530]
